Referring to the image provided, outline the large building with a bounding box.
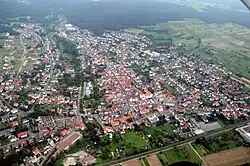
[58,132,82,150]
[236,124,250,143]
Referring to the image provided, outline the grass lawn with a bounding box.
[142,157,150,166]
[0,123,11,131]
[243,87,250,93]
[164,144,201,165]
[163,84,174,93]
[143,123,174,139]
[108,141,120,152]
[123,131,148,149]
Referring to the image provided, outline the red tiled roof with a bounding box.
[42,129,50,136]
[32,147,40,155]
[17,131,28,138]
[60,129,68,136]
[11,121,19,127]
[58,133,81,150]
[75,119,86,131]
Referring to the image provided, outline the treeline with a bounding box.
[1,0,250,35]
[0,25,19,35]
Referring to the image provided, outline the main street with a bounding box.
[98,120,250,166]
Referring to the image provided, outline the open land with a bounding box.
[147,154,162,166]
[203,147,250,166]
[122,159,141,166]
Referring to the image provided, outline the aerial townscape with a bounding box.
[1,0,250,166]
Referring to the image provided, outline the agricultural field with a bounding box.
[0,35,40,73]
[202,147,250,166]
[163,144,202,165]
[124,19,250,80]
[122,159,141,166]
[0,37,24,72]
[147,155,162,166]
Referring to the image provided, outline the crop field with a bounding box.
[164,144,201,165]
[122,159,141,166]
[147,155,162,166]
[202,147,250,166]
[0,37,26,72]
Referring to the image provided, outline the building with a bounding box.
[17,131,28,139]
[236,124,250,143]
[58,132,82,150]
[148,114,159,124]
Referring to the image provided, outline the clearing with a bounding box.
[203,147,250,166]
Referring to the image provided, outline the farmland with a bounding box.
[163,144,202,165]
[202,147,250,166]
[122,159,141,166]
[147,155,162,166]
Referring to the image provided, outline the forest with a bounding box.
[1,0,250,35]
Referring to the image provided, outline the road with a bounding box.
[97,120,250,166]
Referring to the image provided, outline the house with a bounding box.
[17,131,28,139]
[32,147,40,155]
[60,129,68,136]
[75,118,86,131]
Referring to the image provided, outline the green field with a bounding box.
[191,144,207,157]
[157,153,168,166]
[142,157,150,166]
[164,144,201,165]
[143,123,174,138]
[0,123,11,131]
[123,131,148,150]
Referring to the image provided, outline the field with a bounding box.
[147,155,162,166]
[202,147,250,166]
[143,123,174,138]
[123,131,149,151]
[192,144,207,157]
[124,19,250,79]
[122,159,141,166]
[0,37,24,72]
[142,157,150,166]
[164,144,201,165]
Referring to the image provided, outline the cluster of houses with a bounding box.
[60,24,250,140]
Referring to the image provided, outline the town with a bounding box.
[0,16,250,166]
